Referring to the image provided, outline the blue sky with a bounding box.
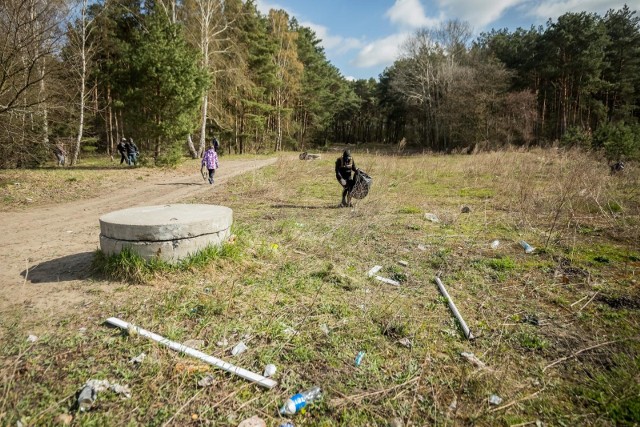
[255,0,640,80]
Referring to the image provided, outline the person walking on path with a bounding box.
[117,138,128,165]
[335,149,357,207]
[53,142,66,166]
[201,141,219,184]
[126,138,139,166]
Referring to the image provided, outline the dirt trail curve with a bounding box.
[0,157,277,316]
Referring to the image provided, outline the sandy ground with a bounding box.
[0,158,277,318]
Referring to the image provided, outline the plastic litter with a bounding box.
[355,351,365,367]
[319,324,330,335]
[27,334,38,343]
[398,260,409,267]
[279,386,322,415]
[77,379,131,411]
[198,374,216,388]
[216,338,228,347]
[489,395,503,405]
[231,342,248,356]
[519,240,535,254]
[263,364,277,377]
[351,169,373,199]
[367,265,383,277]
[490,240,500,249]
[238,415,266,427]
[129,352,146,364]
[397,338,412,349]
[417,244,427,251]
[425,213,440,223]
[279,423,295,427]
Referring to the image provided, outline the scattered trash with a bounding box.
[77,379,131,411]
[280,386,322,415]
[283,327,298,337]
[26,334,38,343]
[367,265,383,277]
[279,422,295,427]
[355,351,366,367]
[519,240,535,254]
[263,364,277,377]
[191,413,199,421]
[270,243,279,251]
[460,352,489,370]
[397,338,413,349]
[319,324,330,335]
[197,374,216,388]
[77,386,96,412]
[461,206,471,213]
[522,313,540,326]
[78,327,87,333]
[446,396,458,418]
[435,277,474,340]
[56,413,73,425]
[536,420,544,427]
[183,339,205,350]
[238,415,267,427]
[299,152,321,160]
[490,240,500,249]
[388,417,404,427]
[425,213,440,223]
[488,394,503,405]
[105,317,277,389]
[417,244,427,251]
[398,260,409,267]
[216,338,228,347]
[374,276,401,286]
[231,342,248,356]
[129,352,146,364]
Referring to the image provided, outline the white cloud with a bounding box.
[438,0,525,28]
[386,0,442,28]
[530,0,640,20]
[254,0,289,15]
[352,32,411,68]
[300,21,364,54]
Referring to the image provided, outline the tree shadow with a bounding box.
[21,252,95,284]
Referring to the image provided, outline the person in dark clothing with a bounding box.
[126,138,139,166]
[117,138,128,165]
[53,142,66,166]
[335,149,357,207]
[212,136,220,152]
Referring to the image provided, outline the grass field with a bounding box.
[1,148,639,426]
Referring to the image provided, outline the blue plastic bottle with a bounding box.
[279,386,322,415]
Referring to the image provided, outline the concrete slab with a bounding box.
[100,204,232,241]
[100,228,231,263]
[99,204,233,263]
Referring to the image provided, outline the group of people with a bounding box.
[117,137,139,166]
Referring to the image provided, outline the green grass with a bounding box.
[2,149,639,426]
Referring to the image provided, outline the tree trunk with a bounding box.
[71,0,88,166]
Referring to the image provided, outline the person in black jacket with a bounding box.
[335,149,357,207]
[117,138,128,165]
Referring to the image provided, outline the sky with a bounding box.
[254,0,640,81]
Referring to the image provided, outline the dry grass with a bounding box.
[1,148,639,426]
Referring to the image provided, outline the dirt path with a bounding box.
[0,157,277,316]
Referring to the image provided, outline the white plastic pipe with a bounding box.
[434,277,474,340]
[105,317,277,389]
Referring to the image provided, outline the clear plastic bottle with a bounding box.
[279,386,322,415]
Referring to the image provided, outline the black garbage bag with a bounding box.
[351,169,372,199]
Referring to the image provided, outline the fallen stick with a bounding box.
[105,317,277,389]
[570,293,590,307]
[542,339,621,373]
[435,277,474,340]
[579,291,599,312]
